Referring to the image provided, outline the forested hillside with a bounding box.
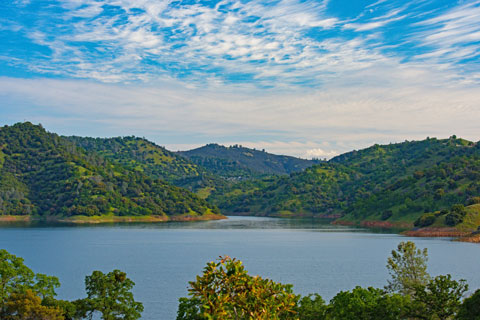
[66,136,226,197]
[2,122,479,229]
[0,123,219,219]
[211,137,480,228]
[178,143,319,179]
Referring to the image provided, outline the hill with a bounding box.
[178,143,319,179]
[211,137,480,229]
[66,136,227,198]
[0,123,221,220]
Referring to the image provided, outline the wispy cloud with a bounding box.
[2,0,477,87]
[411,0,480,65]
[1,0,479,156]
[344,8,406,32]
[1,75,479,157]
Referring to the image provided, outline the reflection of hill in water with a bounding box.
[0,216,364,231]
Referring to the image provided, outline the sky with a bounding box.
[0,0,479,159]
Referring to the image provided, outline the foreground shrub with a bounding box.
[328,286,410,320]
[457,289,480,320]
[177,256,298,320]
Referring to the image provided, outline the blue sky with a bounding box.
[1,0,479,158]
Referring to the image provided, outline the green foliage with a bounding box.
[0,123,219,218]
[212,137,480,229]
[0,249,142,320]
[212,163,357,216]
[33,273,61,300]
[0,249,35,314]
[414,213,437,227]
[0,249,61,318]
[445,205,467,227]
[176,297,204,320]
[386,241,430,295]
[327,286,409,320]
[3,289,64,320]
[2,247,479,320]
[296,294,327,320]
[411,275,468,320]
[177,256,298,320]
[382,210,394,221]
[66,136,227,194]
[457,289,480,320]
[176,252,476,320]
[42,297,81,320]
[82,270,143,320]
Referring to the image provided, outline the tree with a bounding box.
[410,274,467,320]
[445,205,467,227]
[3,289,64,320]
[296,294,327,320]
[33,273,61,300]
[82,270,143,320]
[327,286,409,320]
[176,297,204,320]
[177,256,298,320]
[457,289,480,320]
[0,249,36,316]
[41,297,81,320]
[386,241,430,295]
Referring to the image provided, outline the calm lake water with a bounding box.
[1,216,480,319]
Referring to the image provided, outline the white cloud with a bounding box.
[305,148,339,160]
[3,0,477,88]
[412,0,480,64]
[1,72,479,157]
[1,0,480,157]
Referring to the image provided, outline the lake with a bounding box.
[1,216,479,319]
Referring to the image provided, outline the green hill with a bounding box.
[3,123,478,230]
[211,137,480,228]
[66,136,227,198]
[0,123,220,220]
[178,143,319,179]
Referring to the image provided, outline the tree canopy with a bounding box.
[386,241,431,295]
[177,256,298,320]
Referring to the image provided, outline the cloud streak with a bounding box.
[1,0,478,87]
[0,0,479,157]
[1,75,479,158]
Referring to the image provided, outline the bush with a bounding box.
[457,289,480,320]
[297,294,326,320]
[328,287,409,320]
[414,214,436,227]
[445,204,467,226]
[381,210,393,221]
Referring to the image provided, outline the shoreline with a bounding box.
[1,214,478,243]
[222,214,480,243]
[333,219,480,243]
[0,214,226,224]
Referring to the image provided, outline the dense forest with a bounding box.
[2,122,480,232]
[210,137,480,230]
[0,123,219,219]
[66,136,227,197]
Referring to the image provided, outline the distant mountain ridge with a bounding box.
[178,143,320,179]
[0,123,219,219]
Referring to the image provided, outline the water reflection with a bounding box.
[0,216,364,231]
